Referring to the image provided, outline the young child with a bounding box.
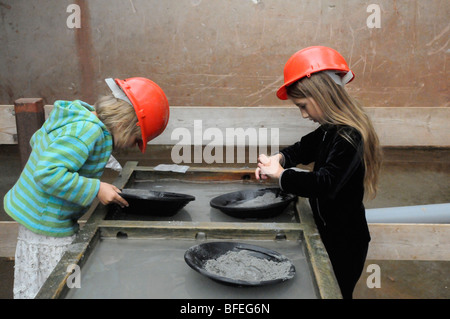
[4,77,169,298]
[255,46,382,299]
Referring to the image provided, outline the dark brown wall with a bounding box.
[0,0,448,107]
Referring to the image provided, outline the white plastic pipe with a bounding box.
[366,203,450,224]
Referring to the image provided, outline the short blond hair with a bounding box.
[94,95,141,149]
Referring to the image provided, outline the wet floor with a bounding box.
[1,145,449,299]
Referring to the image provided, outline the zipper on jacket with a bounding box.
[316,198,326,226]
[317,130,327,226]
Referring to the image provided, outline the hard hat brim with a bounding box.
[276,85,289,100]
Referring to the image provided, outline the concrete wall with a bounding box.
[1,0,448,107]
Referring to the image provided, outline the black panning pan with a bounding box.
[117,188,195,216]
[210,188,296,219]
[184,242,296,287]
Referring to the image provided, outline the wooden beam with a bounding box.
[1,105,449,147]
[0,222,18,257]
[367,223,450,261]
[13,98,45,168]
[98,220,304,241]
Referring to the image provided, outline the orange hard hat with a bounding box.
[276,46,355,100]
[106,77,169,153]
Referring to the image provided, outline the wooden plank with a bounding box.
[298,197,450,262]
[0,222,18,257]
[367,223,450,261]
[150,106,450,147]
[0,105,449,147]
[0,220,88,258]
[133,165,271,183]
[98,220,303,241]
[3,219,450,261]
[368,107,450,147]
[0,104,52,144]
[14,98,45,168]
[0,105,17,144]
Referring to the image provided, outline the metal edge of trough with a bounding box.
[296,198,343,299]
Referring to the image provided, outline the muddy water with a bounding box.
[65,238,318,299]
[108,179,297,223]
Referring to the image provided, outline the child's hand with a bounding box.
[255,154,284,180]
[97,182,129,208]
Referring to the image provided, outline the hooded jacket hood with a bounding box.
[44,100,109,134]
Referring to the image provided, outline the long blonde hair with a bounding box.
[94,95,141,149]
[287,72,382,199]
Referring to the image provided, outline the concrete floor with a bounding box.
[0,145,449,299]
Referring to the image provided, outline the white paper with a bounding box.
[105,155,123,172]
[153,164,189,173]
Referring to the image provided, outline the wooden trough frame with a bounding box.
[35,161,342,299]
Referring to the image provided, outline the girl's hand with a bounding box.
[255,154,284,180]
[97,182,129,208]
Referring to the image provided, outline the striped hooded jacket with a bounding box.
[4,100,113,237]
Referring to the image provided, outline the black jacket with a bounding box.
[279,124,371,243]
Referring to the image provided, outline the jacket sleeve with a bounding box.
[279,127,324,167]
[279,131,363,200]
[33,135,100,207]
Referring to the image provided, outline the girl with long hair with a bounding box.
[256,46,382,298]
